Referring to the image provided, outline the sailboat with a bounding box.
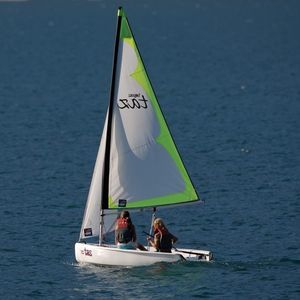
[75,7,213,267]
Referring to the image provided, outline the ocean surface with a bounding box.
[1,0,299,299]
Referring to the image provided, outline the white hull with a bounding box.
[75,242,212,267]
[173,247,213,262]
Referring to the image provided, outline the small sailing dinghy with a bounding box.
[75,7,213,267]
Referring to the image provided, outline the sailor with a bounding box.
[147,218,178,253]
[115,210,147,251]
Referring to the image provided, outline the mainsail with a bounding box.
[79,8,198,240]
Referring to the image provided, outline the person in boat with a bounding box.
[147,218,178,253]
[115,210,147,251]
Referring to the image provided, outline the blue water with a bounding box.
[1,0,299,299]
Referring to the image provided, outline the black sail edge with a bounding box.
[101,8,123,210]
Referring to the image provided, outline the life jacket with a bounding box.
[156,228,174,253]
[117,217,130,229]
[116,217,133,244]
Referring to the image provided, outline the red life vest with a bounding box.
[116,217,133,243]
[117,217,130,229]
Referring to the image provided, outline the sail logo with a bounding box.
[118,199,127,207]
[118,93,148,109]
[84,228,93,237]
[81,248,93,256]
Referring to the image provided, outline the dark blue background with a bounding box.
[0,0,299,299]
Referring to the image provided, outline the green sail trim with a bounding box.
[109,191,198,209]
[119,9,132,39]
[108,9,198,209]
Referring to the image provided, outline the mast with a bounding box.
[99,7,122,244]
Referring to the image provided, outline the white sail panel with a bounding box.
[109,42,185,205]
[79,7,198,236]
[79,116,117,239]
[108,36,194,209]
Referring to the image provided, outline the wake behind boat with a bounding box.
[75,7,213,267]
